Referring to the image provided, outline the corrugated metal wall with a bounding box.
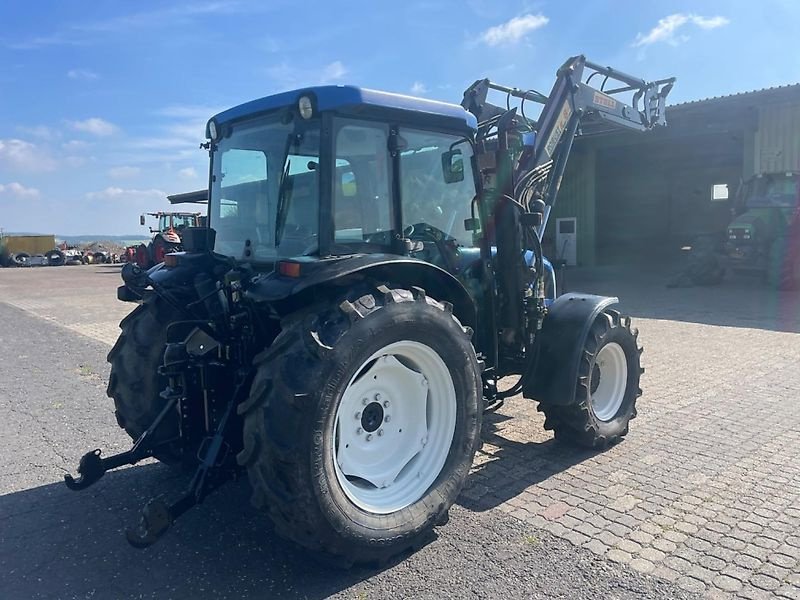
[755,103,800,173]
[544,147,596,265]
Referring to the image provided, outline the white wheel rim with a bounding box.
[590,342,628,422]
[333,340,456,514]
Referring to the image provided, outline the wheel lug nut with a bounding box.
[356,428,363,435]
[378,429,384,436]
[383,400,390,408]
[355,411,361,419]
[384,415,391,423]
[374,393,381,402]
[366,434,373,441]
[362,398,368,405]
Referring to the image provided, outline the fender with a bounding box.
[246,254,477,329]
[116,253,216,303]
[523,292,618,406]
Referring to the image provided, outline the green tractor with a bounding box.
[727,171,800,288]
[64,56,673,565]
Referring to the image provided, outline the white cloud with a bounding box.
[480,14,549,46]
[86,187,165,201]
[320,60,347,84]
[108,166,141,179]
[410,81,428,95]
[68,117,118,136]
[634,13,730,47]
[0,138,58,172]
[267,60,350,90]
[67,68,99,80]
[62,139,90,151]
[17,125,60,140]
[178,167,199,180]
[0,181,40,198]
[692,15,731,29]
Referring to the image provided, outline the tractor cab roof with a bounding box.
[208,85,478,134]
[146,211,201,217]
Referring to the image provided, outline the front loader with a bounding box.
[65,56,674,565]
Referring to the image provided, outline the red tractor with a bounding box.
[131,211,202,268]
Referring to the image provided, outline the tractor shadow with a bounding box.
[457,411,598,512]
[0,463,405,599]
[565,263,800,334]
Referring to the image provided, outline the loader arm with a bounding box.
[462,55,674,234]
[464,56,673,361]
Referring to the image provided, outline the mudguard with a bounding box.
[523,292,618,406]
[246,254,477,329]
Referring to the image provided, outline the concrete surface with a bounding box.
[1,263,798,599]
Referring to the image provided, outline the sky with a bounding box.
[1,0,799,236]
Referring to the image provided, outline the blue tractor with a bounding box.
[66,56,673,564]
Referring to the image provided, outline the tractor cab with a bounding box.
[728,172,799,251]
[739,171,799,211]
[141,211,202,234]
[205,87,480,268]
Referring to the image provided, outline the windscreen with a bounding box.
[209,118,320,261]
[745,174,799,208]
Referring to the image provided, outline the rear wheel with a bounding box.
[151,236,180,264]
[238,285,482,566]
[135,244,151,268]
[106,298,184,463]
[540,309,643,448]
[767,236,798,290]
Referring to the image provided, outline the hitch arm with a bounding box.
[64,394,179,490]
[125,389,240,548]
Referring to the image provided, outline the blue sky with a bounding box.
[1,0,798,235]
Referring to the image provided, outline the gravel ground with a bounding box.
[0,295,696,599]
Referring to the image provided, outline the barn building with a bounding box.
[544,84,800,266]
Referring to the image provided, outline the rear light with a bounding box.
[278,261,301,277]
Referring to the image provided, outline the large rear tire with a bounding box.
[540,309,643,449]
[106,298,184,463]
[767,236,799,290]
[237,285,482,566]
[151,236,180,265]
[46,249,66,266]
[12,252,30,267]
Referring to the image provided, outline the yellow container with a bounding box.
[1,235,56,255]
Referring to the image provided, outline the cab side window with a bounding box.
[399,129,477,247]
[333,120,392,244]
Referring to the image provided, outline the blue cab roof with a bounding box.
[210,85,478,131]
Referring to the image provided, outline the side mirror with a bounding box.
[441,149,464,184]
[139,215,146,226]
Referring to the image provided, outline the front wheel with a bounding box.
[237,285,482,565]
[540,309,643,448]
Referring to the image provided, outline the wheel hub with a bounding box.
[360,401,384,433]
[590,342,628,422]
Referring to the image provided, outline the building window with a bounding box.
[711,183,729,201]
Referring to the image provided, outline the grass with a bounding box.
[524,533,540,546]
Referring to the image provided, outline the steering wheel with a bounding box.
[405,222,459,272]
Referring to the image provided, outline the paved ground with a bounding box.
[1,263,798,599]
